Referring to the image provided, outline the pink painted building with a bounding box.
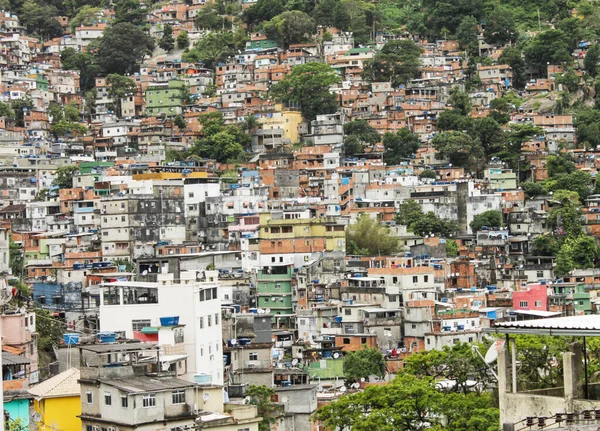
[512,283,549,312]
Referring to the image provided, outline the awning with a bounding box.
[485,315,600,336]
[2,352,31,366]
[141,327,158,334]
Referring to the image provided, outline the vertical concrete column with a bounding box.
[498,344,512,424]
[564,343,583,402]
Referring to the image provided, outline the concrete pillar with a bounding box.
[498,344,512,424]
[564,342,583,402]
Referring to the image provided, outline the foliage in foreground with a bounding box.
[314,373,499,431]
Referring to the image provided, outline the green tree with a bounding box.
[432,131,484,174]
[245,385,280,431]
[469,117,504,159]
[263,11,315,48]
[362,39,423,87]
[446,239,459,257]
[106,74,137,118]
[52,165,78,189]
[547,190,583,239]
[404,342,495,394]
[470,210,502,232]
[343,135,363,156]
[10,98,33,127]
[547,153,575,176]
[70,5,101,32]
[397,199,424,227]
[382,128,420,165]
[484,7,517,46]
[456,15,478,57]
[585,44,600,78]
[448,87,472,116]
[20,0,63,40]
[173,114,186,129]
[346,214,399,255]
[195,3,227,30]
[315,372,498,431]
[555,236,599,276]
[524,30,571,74]
[343,347,385,384]
[176,30,189,49]
[183,31,236,69]
[51,120,87,137]
[113,0,147,26]
[35,308,65,376]
[556,68,580,93]
[437,109,472,131]
[9,237,23,278]
[343,120,380,156]
[532,234,561,256]
[411,212,459,237]
[159,24,175,52]
[60,48,102,91]
[499,46,527,90]
[97,23,155,75]
[521,181,546,198]
[419,169,437,180]
[271,62,340,121]
[0,101,14,118]
[545,171,593,202]
[64,102,80,122]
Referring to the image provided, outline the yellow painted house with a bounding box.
[29,368,81,431]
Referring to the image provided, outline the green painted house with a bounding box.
[145,79,186,117]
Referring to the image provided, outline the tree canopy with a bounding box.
[96,23,155,75]
[343,347,386,384]
[346,215,400,256]
[271,62,340,121]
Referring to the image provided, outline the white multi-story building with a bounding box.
[99,270,224,386]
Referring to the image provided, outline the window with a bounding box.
[535,301,542,307]
[424,275,429,283]
[207,315,212,327]
[86,391,93,404]
[537,271,544,278]
[344,309,351,315]
[342,338,350,344]
[519,301,528,308]
[215,313,219,325]
[104,392,111,405]
[142,393,156,408]
[172,390,186,404]
[412,276,418,283]
[199,316,204,329]
[121,395,128,408]
[249,352,258,361]
[132,319,151,332]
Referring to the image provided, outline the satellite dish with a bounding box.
[203,392,210,401]
[161,361,170,371]
[230,339,238,346]
[339,386,347,393]
[360,377,366,382]
[265,308,271,314]
[484,340,506,364]
[142,270,148,276]
[292,358,298,366]
[281,396,289,403]
[33,413,42,422]
[351,383,360,389]
[333,352,340,359]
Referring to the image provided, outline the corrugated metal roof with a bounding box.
[486,315,600,336]
[2,351,30,366]
[28,368,80,399]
